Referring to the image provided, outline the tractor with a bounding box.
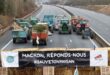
[71,16,79,32]
[17,22,32,40]
[32,23,48,46]
[75,19,94,39]
[12,29,28,43]
[43,15,54,33]
[58,19,71,34]
[13,19,32,40]
[29,17,39,26]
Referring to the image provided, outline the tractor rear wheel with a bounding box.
[44,40,47,45]
[90,31,94,39]
[24,38,27,43]
[32,39,36,46]
[69,31,72,34]
[82,35,85,39]
[13,38,16,43]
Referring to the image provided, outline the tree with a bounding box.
[0,0,5,14]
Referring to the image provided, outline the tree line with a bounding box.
[0,0,36,17]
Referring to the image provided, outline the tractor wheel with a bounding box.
[90,31,94,39]
[90,33,94,39]
[73,29,76,32]
[82,35,85,39]
[69,31,72,34]
[32,39,36,46]
[51,29,54,33]
[24,38,27,43]
[44,40,47,45]
[76,30,79,35]
[13,38,16,43]
[27,35,31,40]
[59,31,61,34]
[72,27,76,32]
[82,30,85,39]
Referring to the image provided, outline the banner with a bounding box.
[100,67,110,75]
[1,50,108,67]
[1,52,19,67]
[19,51,90,67]
[90,50,108,66]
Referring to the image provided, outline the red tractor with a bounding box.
[75,19,94,39]
[71,16,79,32]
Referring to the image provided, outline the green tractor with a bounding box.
[58,19,71,34]
[12,29,28,43]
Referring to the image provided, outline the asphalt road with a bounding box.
[0,5,96,50]
[59,5,110,44]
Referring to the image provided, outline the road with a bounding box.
[0,5,96,50]
[59,5,110,44]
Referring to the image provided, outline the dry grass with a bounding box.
[87,5,110,15]
[0,15,13,29]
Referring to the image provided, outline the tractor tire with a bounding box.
[90,34,94,39]
[90,31,94,39]
[73,29,76,32]
[72,27,76,32]
[69,31,72,34]
[13,38,16,43]
[32,39,36,46]
[44,40,47,45]
[24,38,27,43]
[82,30,85,39]
[59,31,61,34]
[76,30,79,35]
[82,35,85,39]
[27,35,31,40]
[51,30,54,33]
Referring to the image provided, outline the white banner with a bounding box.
[1,52,19,67]
[90,50,108,66]
[100,67,110,75]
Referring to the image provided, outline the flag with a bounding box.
[1,51,19,67]
[74,66,79,75]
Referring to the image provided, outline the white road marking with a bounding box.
[1,39,12,50]
[50,40,53,43]
[70,39,72,43]
[89,38,98,48]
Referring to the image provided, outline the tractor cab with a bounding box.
[29,17,38,26]
[79,20,88,31]
[76,19,89,34]
[60,19,69,31]
[43,15,54,33]
[12,29,27,43]
[58,19,71,34]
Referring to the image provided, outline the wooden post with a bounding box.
[0,68,8,75]
[43,67,54,75]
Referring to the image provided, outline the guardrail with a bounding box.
[57,6,110,47]
[0,6,42,37]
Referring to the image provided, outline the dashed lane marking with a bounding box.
[70,39,72,43]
